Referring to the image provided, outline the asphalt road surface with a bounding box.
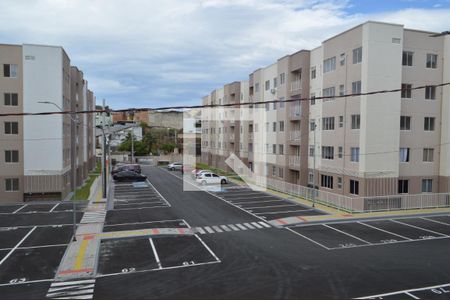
[0,165,450,299]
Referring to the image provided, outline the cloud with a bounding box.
[0,0,448,109]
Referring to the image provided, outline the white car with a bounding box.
[193,169,210,179]
[196,172,229,185]
[167,162,182,171]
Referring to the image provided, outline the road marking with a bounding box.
[285,227,331,250]
[243,223,255,229]
[46,279,96,300]
[196,227,206,234]
[323,224,371,244]
[145,179,171,207]
[49,203,60,213]
[228,224,239,231]
[233,199,285,205]
[74,237,91,270]
[243,204,299,210]
[149,238,162,269]
[251,222,263,229]
[0,226,36,266]
[258,221,271,228]
[0,243,68,252]
[254,209,314,215]
[421,217,450,226]
[12,205,27,214]
[358,221,411,241]
[80,211,106,224]
[220,225,231,232]
[212,225,223,233]
[236,224,247,230]
[204,226,214,234]
[391,219,448,237]
[355,282,450,299]
[182,220,221,262]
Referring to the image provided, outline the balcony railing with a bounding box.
[289,131,301,141]
[291,106,301,118]
[290,80,301,92]
[289,155,301,167]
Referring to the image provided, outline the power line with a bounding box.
[0,82,448,117]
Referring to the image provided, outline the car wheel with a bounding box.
[201,180,207,186]
[221,179,227,184]
[170,168,174,171]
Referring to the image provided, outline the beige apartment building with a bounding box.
[0,44,96,203]
[201,21,450,198]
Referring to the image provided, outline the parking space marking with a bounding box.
[12,205,26,214]
[182,220,221,262]
[254,209,314,215]
[145,179,171,207]
[421,217,450,227]
[391,219,448,237]
[46,278,96,300]
[244,204,300,210]
[233,199,285,205]
[358,222,412,241]
[49,203,60,213]
[0,243,68,252]
[285,227,331,250]
[149,238,162,269]
[0,226,36,266]
[324,224,371,245]
[355,282,450,299]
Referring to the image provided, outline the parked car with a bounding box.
[113,171,147,182]
[167,162,183,171]
[196,172,228,185]
[111,164,141,175]
[193,169,210,179]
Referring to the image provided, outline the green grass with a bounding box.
[72,162,101,201]
[195,162,238,177]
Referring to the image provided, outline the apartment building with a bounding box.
[200,21,450,198]
[0,44,96,203]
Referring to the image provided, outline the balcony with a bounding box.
[248,133,254,141]
[290,80,301,92]
[289,155,301,168]
[289,131,301,141]
[229,134,235,141]
[290,106,301,119]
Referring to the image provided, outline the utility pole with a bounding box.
[101,99,107,198]
[131,126,135,163]
[312,121,317,208]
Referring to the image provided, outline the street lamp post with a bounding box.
[38,101,78,241]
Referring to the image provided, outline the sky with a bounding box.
[0,0,449,109]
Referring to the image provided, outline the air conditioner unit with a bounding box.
[270,88,276,94]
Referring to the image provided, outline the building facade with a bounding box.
[200,21,450,197]
[0,43,96,203]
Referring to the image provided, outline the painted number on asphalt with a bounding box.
[420,235,435,239]
[9,278,27,284]
[182,261,195,266]
[338,243,356,248]
[380,239,398,243]
[121,268,136,273]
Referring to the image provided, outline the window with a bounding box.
[310,120,316,131]
[273,102,277,110]
[279,145,284,155]
[339,84,345,96]
[272,166,276,176]
[337,177,342,189]
[5,178,19,191]
[4,121,19,134]
[265,122,269,132]
[308,171,314,184]
[423,148,434,162]
[4,93,18,106]
[5,150,19,163]
[422,179,433,193]
[273,77,277,88]
[400,116,411,130]
[310,93,315,105]
[402,51,413,66]
[351,115,360,129]
[340,53,345,66]
[424,117,435,131]
[322,146,334,160]
[3,64,18,78]
[426,54,437,69]
[353,47,362,64]
[398,180,409,194]
[273,122,276,132]
[323,57,336,73]
[339,116,344,128]
[352,81,361,94]
[322,117,335,130]
[265,103,269,111]
[401,84,412,98]
[279,97,285,108]
[309,146,315,157]
[350,180,359,195]
[311,67,316,79]
[279,73,285,85]
[272,144,276,154]
[350,147,360,162]
[279,121,284,132]
[278,167,284,178]
[255,83,260,93]
[399,148,410,162]
[265,80,270,91]
[321,175,333,189]
[322,87,335,101]
[425,86,436,100]
[338,146,343,158]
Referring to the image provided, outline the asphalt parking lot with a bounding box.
[112,181,170,210]
[211,186,326,221]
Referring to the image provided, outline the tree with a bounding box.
[117,132,149,156]
[161,143,176,154]
[143,132,156,153]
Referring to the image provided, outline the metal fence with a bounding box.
[249,175,450,213]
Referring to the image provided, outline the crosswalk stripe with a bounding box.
[243,223,255,229]
[236,224,247,230]
[212,226,223,233]
[47,279,95,300]
[258,221,271,228]
[251,222,263,229]
[48,284,95,292]
[204,226,214,234]
[50,280,95,287]
[220,225,231,232]
[228,224,239,231]
[196,227,206,234]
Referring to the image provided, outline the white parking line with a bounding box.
[0,243,68,252]
[149,238,162,269]
[0,226,37,266]
[391,219,449,237]
[145,179,172,207]
[182,220,221,262]
[225,195,278,200]
[254,209,314,215]
[323,224,371,244]
[49,203,60,213]
[285,227,331,250]
[355,283,450,299]
[358,221,411,241]
[244,204,299,210]
[233,199,285,205]
[12,205,27,214]
[421,217,450,226]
